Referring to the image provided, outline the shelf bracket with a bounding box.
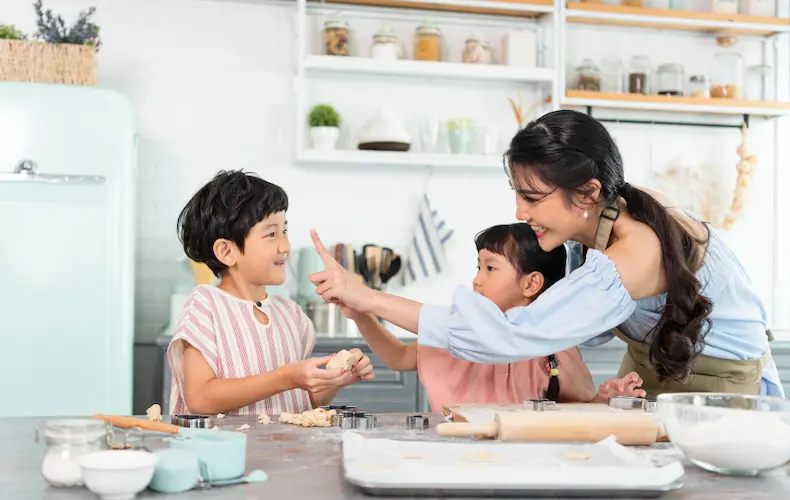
[584,106,749,130]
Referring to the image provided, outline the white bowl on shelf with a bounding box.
[657,393,790,476]
[79,450,158,500]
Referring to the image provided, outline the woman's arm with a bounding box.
[352,312,418,371]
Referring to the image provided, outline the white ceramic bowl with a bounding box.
[79,450,158,500]
[657,393,790,476]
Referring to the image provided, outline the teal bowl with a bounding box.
[149,448,200,493]
[167,428,247,481]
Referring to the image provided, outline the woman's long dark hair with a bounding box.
[504,110,712,382]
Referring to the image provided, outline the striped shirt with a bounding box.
[167,285,316,416]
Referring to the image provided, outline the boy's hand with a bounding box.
[291,356,355,393]
[346,348,375,383]
[596,371,646,400]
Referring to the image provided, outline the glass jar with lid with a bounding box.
[370,24,400,60]
[324,13,350,56]
[628,55,650,94]
[657,63,684,95]
[687,75,710,98]
[414,18,442,62]
[574,59,602,91]
[36,419,109,487]
[600,56,625,93]
[462,33,493,64]
[711,35,744,99]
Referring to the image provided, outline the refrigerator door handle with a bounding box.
[0,159,105,185]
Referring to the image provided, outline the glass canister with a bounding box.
[601,56,625,93]
[711,35,744,99]
[462,33,493,64]
[575,59,602,91]
[324,14,350,56]
[687,75,710,98]
[711,0,738,13]
[628,55,650,94]
[414,18,442,62]
[746,64,774,101]
[36,419,109,487]
[370,24,400,60]
[657,63,684,95]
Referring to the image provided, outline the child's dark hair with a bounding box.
[474,223,567,402]
[177,170,288,277]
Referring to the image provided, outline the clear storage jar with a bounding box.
[628,55,650,94]
[744,0,776,16]
[711,35,744,99]
[37,419,109,487]
[687,75,710,98]
[746,64,774,101]
[601,56,625,93]
[575,59,602,91]
[371,24,400,60]
[711,0,738,13]
[657,63,684,95]
[324,15,350,56]
[414,18,442,62]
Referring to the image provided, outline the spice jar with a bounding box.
[37,419,108,487]
[575,59,602,91]
[711,35,744,99]
[600,56,625,93]
[324,14,350,56]
[657,63,684,95]
[628,55,650,94]
[462,33,493,64]
[371,24,400,60]
[414,18,442,62]
[687,75,709,98]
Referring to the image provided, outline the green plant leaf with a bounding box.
[309,104,341,128]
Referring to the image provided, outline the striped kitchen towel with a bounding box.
[402,195,455,286]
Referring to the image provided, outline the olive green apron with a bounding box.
[591,201,772,398]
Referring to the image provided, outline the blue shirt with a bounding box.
[418,224,783,397]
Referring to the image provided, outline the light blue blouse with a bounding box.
[418,224,783,397]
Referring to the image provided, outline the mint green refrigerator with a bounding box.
[0,82,136,417]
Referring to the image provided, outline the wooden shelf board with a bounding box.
[309,0,553,18]
[564,90,790,117]
[296,149,504,170]
[566,2,790,36]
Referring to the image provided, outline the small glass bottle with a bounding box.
[687,75,710,98]
[324,14,350,57]
[575,59,602,91]
[628,55,650,94]
[37,419,108,487]
[657,63,684,95]
[600,56,625,93]
[414,18,442,62]
[711,35,744,99]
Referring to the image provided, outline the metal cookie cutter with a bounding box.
[353,412,378,430]
[321,405,358,413]
[172,414,215,429]
[608,396,646,410]
[406,415,429,429]
[522,399,556,411]
[644,401,658,413]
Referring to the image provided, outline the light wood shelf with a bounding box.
[308,0,553,18]
[564,90,790,117]
[566,2,790,36]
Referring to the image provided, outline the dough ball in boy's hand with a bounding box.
[326,349,361,370]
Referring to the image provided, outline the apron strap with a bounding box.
[594,202,621,252]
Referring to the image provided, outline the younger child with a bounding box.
[339,223,643,411]
[168,170,374,417]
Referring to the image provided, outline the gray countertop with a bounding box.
[4,414,790,499]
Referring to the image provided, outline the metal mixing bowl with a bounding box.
[657,393,790,476]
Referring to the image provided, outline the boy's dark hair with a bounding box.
[474,223,567,293]
[177,170,288,277]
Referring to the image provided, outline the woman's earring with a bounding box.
[583,211,589,219]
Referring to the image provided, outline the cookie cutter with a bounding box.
[406,415,429,429]
[522,399,556,411]
[333,411,377,429]
[644,401,658,413]
[608,396,646,410]
[172,414,215,429]
[320,405,358,413]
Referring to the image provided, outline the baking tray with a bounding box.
[342,432,684,498]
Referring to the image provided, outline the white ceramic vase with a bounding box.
[310,126,339,151]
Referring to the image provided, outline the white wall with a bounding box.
[2,0,787,344]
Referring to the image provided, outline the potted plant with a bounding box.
[309,104,341,151]
[0,1,101,86]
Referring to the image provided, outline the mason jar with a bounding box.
[36,419,109,487]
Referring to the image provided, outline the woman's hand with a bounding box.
[308,229,375,312]
[595,371,647,401]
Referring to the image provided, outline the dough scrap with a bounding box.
[279,408,337,427]
[216,413,225,419]
[461,450,502,463]
[565,452,590,461]
[146,404,163,422]
[327,349,360,370]
[236,423,251,431]
[257,413,272,425]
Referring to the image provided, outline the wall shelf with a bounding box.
[308,0,554,18]
[563,90,790,118]
[565,2,790,36]
[296,149,505,170]
[303,55,555,85]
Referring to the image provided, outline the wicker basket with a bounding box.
[0,39,97,86]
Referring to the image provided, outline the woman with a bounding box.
[309,110,781,399]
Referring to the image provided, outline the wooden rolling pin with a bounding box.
[94,414,179,434]
[436,411,659,446]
